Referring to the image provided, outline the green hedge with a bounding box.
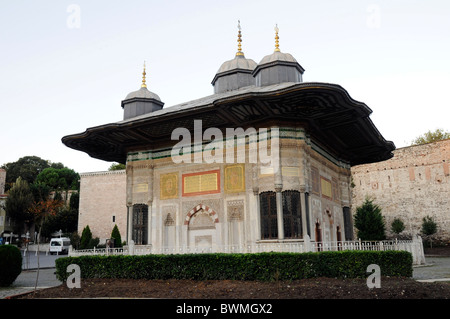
[55,250,413,282]
[0,245,23,287]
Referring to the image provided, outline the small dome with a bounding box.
[216,55,257,74]
[258,51,298,65]
[125,87,161,101]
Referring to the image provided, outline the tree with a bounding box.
[80,225,93,249]
[35,167,80,194]
[411,128,450,145]
[110,224,122,247]
[5,177,34,238]
[28,196,63,293]
[1,156,64,192]
[421,215,437,248]
[354,198,386,241]
[109,163,126,171]
[390,218,405,236]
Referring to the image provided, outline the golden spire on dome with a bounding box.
[141,61,147,88]
[274,24,280,52]
[236,20,244,56]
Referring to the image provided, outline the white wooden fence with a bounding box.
[69,235,426,265]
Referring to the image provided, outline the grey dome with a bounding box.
[216,55,257,74]
[258,51,298,65]
[253,50,305,87]
[125,87,162,101]
[122,86,164,120]
[212,54,257,94]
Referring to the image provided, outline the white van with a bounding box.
[49,237,71,255]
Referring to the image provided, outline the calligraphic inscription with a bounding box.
[282,166,300,177]
[321,177,332,199]
[182,170,220,197]
[133,183,148,193]
[160,173,178,200]
[225,164,245,193]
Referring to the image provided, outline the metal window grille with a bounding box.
[132,204,148,245]
[259,191,277,239]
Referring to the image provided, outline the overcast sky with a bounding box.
[1,0,449,173]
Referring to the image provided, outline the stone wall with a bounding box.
[78,170,127,244]
[0,169,5,195]
[351,139,450,242]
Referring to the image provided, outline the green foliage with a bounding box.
[108,163,126,171]
[69,192,79,210]
[421,216,437,236]
[354,198,386,240]
[35,167,80,192]
[391,218,405,235]
[5,177,34,233]
[55,251,413,282]
[69,231,81,250]
[411,128,450,145]
[41,206,78,238]
[110,224,122,247]
[421,215,438,248]
[80,225,93,249]
[0,245,22,286]
[1,156,64,192]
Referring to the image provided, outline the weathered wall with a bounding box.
[351,139,450,242]
[78,170,127,244]
[0,169,5,195]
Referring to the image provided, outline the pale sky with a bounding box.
[1,0,449,174]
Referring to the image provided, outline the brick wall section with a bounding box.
[351,139,450,242]
[78,170,127,244]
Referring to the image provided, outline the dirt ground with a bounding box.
[16,246,450,299]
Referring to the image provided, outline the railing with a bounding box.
[69,235,426,265]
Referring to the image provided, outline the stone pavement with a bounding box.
[413,257,450,282]
[0,251,64,299]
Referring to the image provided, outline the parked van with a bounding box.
[49,237,71,255]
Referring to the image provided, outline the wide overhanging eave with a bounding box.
[62,82,395,165]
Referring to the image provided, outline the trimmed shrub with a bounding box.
[110,224,122,248]
[79,225,92,249]
[0,245,23,286]
[55,250,412,282]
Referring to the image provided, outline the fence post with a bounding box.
[304,234,312,252]
[129,240,135,255]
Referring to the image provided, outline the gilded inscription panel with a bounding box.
[321,177,332,199]
[182,170,220,196]
[160,173,178,200]
[224,164,245,193]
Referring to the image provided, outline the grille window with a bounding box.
[260,190,303,240]
[282,190,302,239]
[260,191,277,239]
[132,204,148,245]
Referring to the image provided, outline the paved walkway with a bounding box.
[1,254,449,299]
[0,251,64,299]
[413,256,450,282]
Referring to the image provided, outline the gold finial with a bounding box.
[274,24,280,52]
[236,20,244,56]
[141,61,147,88]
